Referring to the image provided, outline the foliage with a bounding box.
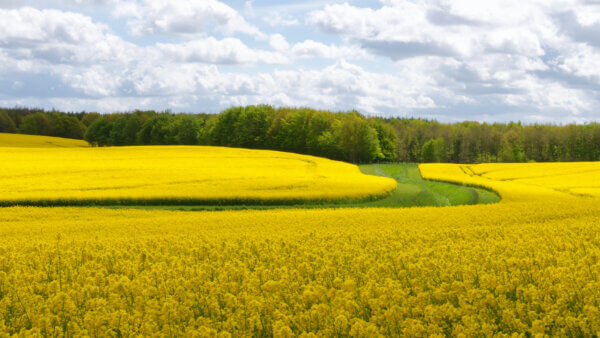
[109,115,142,146]
[15,111,85,139]
[17,112,54,136]
[84,118,114,147]
[373,121,397,162]
[3,106,600,163]
[340,114,383,163]
[421,138,445,163]
[0,110,16,133]
[50,113,86,139]
[136,114,173,145]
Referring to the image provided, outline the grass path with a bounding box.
[358,163,499,207]
[101,163,499,211]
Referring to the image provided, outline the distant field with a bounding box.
[0,133,500,209]
[0,144,396,206]
[108,163,499,211]
[0,132,88,147]
[420,162,600,201]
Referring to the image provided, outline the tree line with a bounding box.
[2,106,600,163]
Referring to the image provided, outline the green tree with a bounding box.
[84,118,113,146]
[317,120,343,160]
[306,111,333,155]
[18,113,54,136]
[340,114,383,163]
[373,121,398,162]
[232,105,273,148]
[198,117,216,145]
[499,128,524,162]
[81,113,101,127]
[268,108,310,153]
[110,115,142,145]
[421,138,445,163]
[210,107,242,146]
[137,114,172,145]
[50,114,86,139]
[0,110,16,133]
[169,115,200,145]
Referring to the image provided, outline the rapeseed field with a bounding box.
[419,162,600,201]
[1,158,599,336]
[0,145,396,206]
[0,133,89,148]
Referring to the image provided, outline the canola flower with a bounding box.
[419,162,600,201]
[0,145,396,206]
[1,198,600,336]
[2,148,600,335]
[0,142,600,337]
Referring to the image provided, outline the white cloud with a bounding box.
[0,7,137,66]
[85,60,438,114]
[308,0,600,119]
[0,7,108,45]
[269,34,290,51]
[53,0,116,4]
[1,0,600,122]
[263,12,300,27]
[114,0,266,39]
[156,37,289,65]
[291,40,369,60]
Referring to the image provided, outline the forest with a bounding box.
[1,106,600,163]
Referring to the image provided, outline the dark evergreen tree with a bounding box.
[0,110,16,133]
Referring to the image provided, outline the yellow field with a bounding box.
[0,146,396,205]
[0,133,88,148]
[420,162,600,201]
[2,157,600,335]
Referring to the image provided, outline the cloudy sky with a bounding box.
[1,0,600,122]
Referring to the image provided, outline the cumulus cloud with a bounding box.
[268,34,368,60]
[269,34,290,51]
[263,12,299,27]
[308,0,600,119]
[156,38,289,65]
[290,40,370,60]
[0,7,108,46]
[0,7,136,67]
[1,0,600,122]
[0,6,377,112]
[113,0,266,39]
[71,60,439,115]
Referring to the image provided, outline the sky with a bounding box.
[1,0,600,123]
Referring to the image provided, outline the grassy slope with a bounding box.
[104,163,499,211]
[359,163,499,207]
[0,133,88,148]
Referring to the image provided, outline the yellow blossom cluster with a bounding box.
[0,145,396,206]
[1,162,600,335]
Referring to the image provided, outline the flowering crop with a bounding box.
[420,162,600,201]
[0,145,396,206]
[1,162,600,336]
[0,133,88,148]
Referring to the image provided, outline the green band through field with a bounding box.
[99,163,500,211]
